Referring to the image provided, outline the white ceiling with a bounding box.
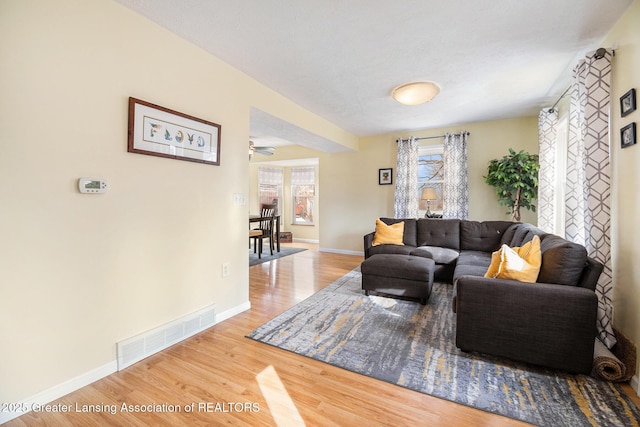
[115,0,632,151]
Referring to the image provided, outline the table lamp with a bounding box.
[421,188,437,218]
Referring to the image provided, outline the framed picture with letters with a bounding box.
[128,97,221,165]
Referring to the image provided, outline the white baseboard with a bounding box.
[0,300,251,425]
[0,361,118,424]
[216,301,251,323]
[292,238,319,244]
[631,375,639,396]
[319,247,364,256]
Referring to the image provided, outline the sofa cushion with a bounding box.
[372,218,404,246]
[367,244,414,258]
[500,223,521,246]
[460,220,514,252]
[411,246,459,265]
[485,236,542,283]
[538,235,588,286]
[579,257,604,291]
[408,247,433,259]
[506,223,545,247]
[416,219,460,250]
[453,264,491,283]
[361,254,434,281]
[380,217,417,246]
[457,250,492,267]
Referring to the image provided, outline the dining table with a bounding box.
[249,214,281,253]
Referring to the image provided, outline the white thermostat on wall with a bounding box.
[78,178,107,194]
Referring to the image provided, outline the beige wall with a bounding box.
[250,117,539,255]
[603,0,640,386]
[318,116,539,253]
[0,0,355,404]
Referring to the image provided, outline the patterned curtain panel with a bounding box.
[566,77,587,246]
[393,137,418,218]
[537,109,558,233]
[442,132,469,219]
[566,50,616,348]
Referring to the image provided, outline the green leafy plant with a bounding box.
[484,149,540,221]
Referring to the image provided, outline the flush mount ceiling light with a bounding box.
[392,81,440,106]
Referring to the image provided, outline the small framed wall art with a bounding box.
[621,122,636,149]
[620,88,636,118]
[379,168,393,185]
[128,97,221,165]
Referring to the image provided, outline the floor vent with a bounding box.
[116,304,216,370]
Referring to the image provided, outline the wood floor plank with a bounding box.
[6,243,636,426]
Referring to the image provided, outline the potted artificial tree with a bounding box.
[484,148,540,222]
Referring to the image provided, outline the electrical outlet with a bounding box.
[221,262,230,278]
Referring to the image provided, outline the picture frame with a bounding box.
[128,97,221,165]
[620,89,636,118]
[379,168,393,185]
[621,122,636,149]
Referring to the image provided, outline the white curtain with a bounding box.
[291,167,315,185]
[394,137,418,218]
[567,50,615,348]
[258,167,283,185]
[442,132,469,219]
[537,108,558,233]
[258,167,283,213]
[538,50,615,348]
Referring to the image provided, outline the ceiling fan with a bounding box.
[249,140,275,160]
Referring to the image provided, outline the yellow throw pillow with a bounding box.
[372,219,405,246]
[485,250,502,278]
[484,235,541,283]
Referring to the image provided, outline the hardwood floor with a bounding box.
[6,244,637,426]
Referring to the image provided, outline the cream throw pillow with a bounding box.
[484,235,541,283]
[372,219,405,246]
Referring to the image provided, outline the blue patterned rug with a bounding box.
[247,268,640,426]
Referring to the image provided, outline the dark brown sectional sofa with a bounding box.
[363,218,604,374]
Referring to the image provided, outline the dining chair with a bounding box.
[251,204,276,258]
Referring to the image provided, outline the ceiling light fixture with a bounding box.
[392,81,440,106]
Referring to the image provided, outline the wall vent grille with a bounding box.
[116,304,216,370]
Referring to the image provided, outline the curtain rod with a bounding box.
[548,85,571,113]
[397,131,470,143]
[546,47,613,113]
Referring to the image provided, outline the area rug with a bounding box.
[249,247,307,266]
[247,268,640,427]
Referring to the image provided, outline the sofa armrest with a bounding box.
[363,232,375,258]
[454,275,598,374]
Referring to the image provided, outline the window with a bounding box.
[258,167,283,213]
[291,167,315,225]
[417,145,444,215]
